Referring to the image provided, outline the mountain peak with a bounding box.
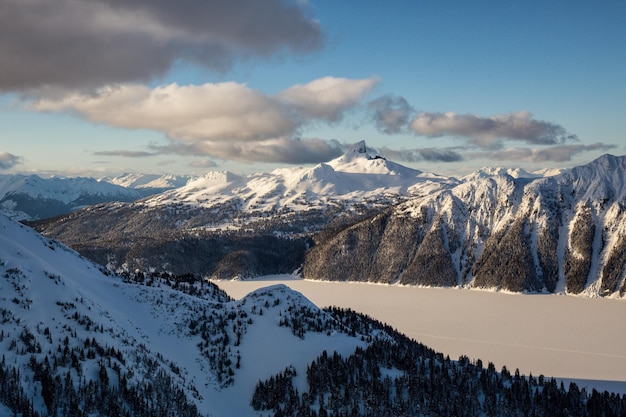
[346,140,368,155]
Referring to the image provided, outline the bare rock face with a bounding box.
[304,154,626,296]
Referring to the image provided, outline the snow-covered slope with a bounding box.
[304,154,626,297]
[0,174,141,220]
[0,215,374,416]
[102,172,195,195]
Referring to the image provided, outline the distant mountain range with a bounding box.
[2,214,624,416]
[0,174,142,220]
[18,143,626,297]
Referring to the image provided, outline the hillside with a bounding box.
[304,154,626,297]
[2,215,625,416]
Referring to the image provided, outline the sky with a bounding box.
[0,0,624,178]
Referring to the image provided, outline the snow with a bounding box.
[103,172,194,189]
[0,173,140,203]
[215,275,626,395]
[141,141,457,216]
[0,216,371,416]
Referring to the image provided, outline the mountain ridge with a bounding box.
[303,153,626,297]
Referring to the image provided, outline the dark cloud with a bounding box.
[368,95,414,134]
[93,150,155,158]
[152,137,344,164]
[377,146,463,163]
[0,0,323,91]
[188,159,219,169]
[409,111,578,148]
[0,152,22,169]
[469,143,616,163]
[418,148,465,163]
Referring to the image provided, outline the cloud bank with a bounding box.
[0,0,323,91]
[376,147,464,163]
[0,152,22,170]
[32,77,377,163]
[93,150,155,158]
[409,111,578,148]
[473,143,617,163]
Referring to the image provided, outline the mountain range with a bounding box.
[0,174,142,221]
[2,213,624,416]
[16,143,626,297]
[304,154,626,296]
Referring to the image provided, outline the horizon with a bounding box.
[1,1,625,178]
[1,142,623,181]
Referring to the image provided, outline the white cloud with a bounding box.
[32,82,296,142]
[278,76,379,122]
[30,77,376,163]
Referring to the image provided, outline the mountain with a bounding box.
[102,172,195,196]
[1,215,624,416]
[303,154,626,297]
[29,142,457,278]
[0,174,141,221]
[145,140,455,216]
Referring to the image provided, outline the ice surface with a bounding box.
[216,275,626,395]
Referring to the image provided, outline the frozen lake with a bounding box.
[215,275,626,395]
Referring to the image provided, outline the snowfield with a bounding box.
[215,275,626,395]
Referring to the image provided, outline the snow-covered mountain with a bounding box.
[3,214,623,416]
[102,172,195,196]
[29,142,458,277]
[0,174,141,220]
[304,154,626,297]
[145,141,456,217]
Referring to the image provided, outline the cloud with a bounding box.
[377,147,464,163]
[30,77,376,164]
[409,111,578,148]
[0,0,323,91]
[189,159,219,169]
[368,95,414,134]
[278,77,379,122]
[0,152,22,170]
[93,150,155,158]
[470,143,616,163]
[152,137,344,164]
[32,82,297,142]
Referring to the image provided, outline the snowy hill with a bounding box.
[0,215,368,416]
[0,174,141,220]
[304,154,626,297]
[3,215,624,416]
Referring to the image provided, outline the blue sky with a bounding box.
[1,0,624,178]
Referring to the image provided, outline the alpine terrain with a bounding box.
[304,154,626,297]
[1,215,625,416]
[0,174,141,221]
[29,142,456,279]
